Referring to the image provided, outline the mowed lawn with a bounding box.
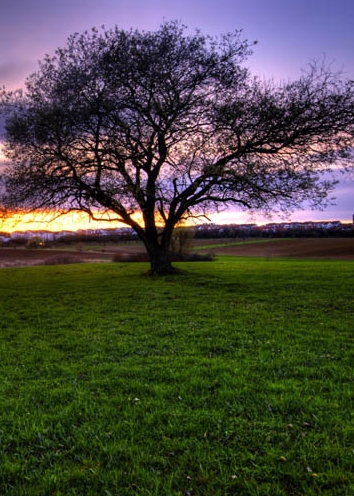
[0,258,353,495]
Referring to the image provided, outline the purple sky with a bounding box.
[0,0,353,223]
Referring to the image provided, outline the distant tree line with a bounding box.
[0,230,139,247]
[194,225,354,239]
[1,222,353,249]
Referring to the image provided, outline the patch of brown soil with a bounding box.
[211,238,354,259]
[0,249,110,268]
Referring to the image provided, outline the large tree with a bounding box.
[0,22,353,273]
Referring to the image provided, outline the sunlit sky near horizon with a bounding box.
[0,0,353,230]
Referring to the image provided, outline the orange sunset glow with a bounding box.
[1,209,352,234]
[0,211,128,233]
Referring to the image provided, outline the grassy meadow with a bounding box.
[0,257,353,495]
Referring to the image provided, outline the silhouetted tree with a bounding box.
[1,22,353,273]
[170,227,195,256]
[26,236,44,249]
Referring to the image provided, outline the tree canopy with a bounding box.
[1,21,353,273]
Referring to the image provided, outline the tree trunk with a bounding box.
[148,249,177,275]
[141,221,178,275]
[143,235,177,275]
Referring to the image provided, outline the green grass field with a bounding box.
[0,258,353,495]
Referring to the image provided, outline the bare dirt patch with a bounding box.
[0,249,110,268]
[210,238,354,260]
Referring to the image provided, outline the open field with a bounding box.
[0,258,353,495]
[0,247,111,268]
[1,237,354,268]
[196,237,354,260]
